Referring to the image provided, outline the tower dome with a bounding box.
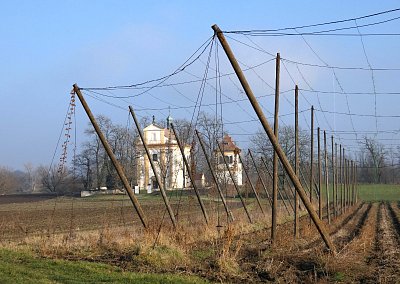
[166,115,173,129]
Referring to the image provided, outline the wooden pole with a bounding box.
[195,130,233,221]
[300,169,319,207]
[324,131,330,224]
[331,136,336,219]
[170,123,209,224]
[349,160,352,206]
[310,105,314,224]
[354,162,357,205]
[128,106,177,228]
[294,85,299,238]
[212,24,336,253]
[339,144,343,214]
[281,171,298,212]
[350,160,352,205]
[261,157,292,215]
[354,163,357,204]
[272,53,280,243]
[239,154,265,215]
[342,147,347,212]
[351,160,354,206]
[73,84,148,228]
[248,150,273,207]
[355,164,358,203]
[318,127,322,219]
[217,141,252,223]
[335,142,338,218]
[349,160,351,206]
[346,159,348,207]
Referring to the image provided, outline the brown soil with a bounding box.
[1,196,400,283]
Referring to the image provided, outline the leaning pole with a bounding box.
[211,25,336,253]
[73,84,148,228]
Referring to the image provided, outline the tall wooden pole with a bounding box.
[129,106,177,228]
[351,160,355,206]
[170,123,209,224]
[354,161,356,205]
[351,161,356,205]
[335,142,338,218]
[73,84,148,228]
[248,150,273,207]
[348,160,351,206]
[339,144,343,214]
[349,160,352,205]
[239,154,264,214]
[349,160,352,206]
[300,169,319,206]
[310,106,314,224]
[346,155,348,210]
[324,131,330,224]
[355,164,358,203]
[294,85,299,238]
[331,136,336,219]
[272,53,280,243]
[212,24,336,253]
[261,157,292,215]
[345,155,350,210]
[195,130,233,221]
[217,142,252,223]
[280,171,299,212]
[343,150,346,212]
[318,127,322,219]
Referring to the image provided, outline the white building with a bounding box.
[216,134,243,186]
[136,116,191,191]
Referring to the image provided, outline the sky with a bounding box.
[1,1,400,170]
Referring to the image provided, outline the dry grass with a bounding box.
[1,195,399,282]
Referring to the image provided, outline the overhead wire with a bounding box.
[81,36,214,91]
[355,19,378,133]
[293,29,359,145]
[314,108,400,118]
[223,8,400,34]
[74,8,400,188]
[225,14,400,37]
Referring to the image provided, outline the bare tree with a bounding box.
[195,112,224,180]
[76,114,141,191]
[250,125,310,166]
[38,165,69,193]
[360,136,387,183]
[0,167,19,194]
[24,163,37,192]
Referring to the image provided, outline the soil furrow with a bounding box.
[388,202,400,237]
[302,202,365,250]
[330,202,365,236]
[332,203,372,250]
[367,202,400,283]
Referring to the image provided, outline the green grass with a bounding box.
[0,248,209,284]
[358,184,400,201]
[314,183,400,202]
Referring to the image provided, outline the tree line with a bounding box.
[0,114,399,195]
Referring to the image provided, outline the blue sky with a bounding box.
[1,1,400,170]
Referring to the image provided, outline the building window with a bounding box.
[222,155,233,164]
[152,153,158,161]
[152,132,157,141]
[152,180,158,189]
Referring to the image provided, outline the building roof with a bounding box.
[218,134,241,153]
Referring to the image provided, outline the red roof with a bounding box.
[218,134,241,153]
